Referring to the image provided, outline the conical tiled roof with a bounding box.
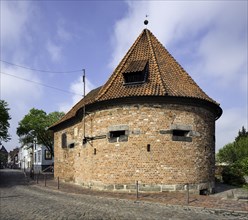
[96,29,216,103]
[50,29,221,129]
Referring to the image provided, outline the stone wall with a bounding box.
[54,102,216,193]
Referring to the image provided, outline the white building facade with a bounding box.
[33,144,53,173]
[19,145,32,171]
[19,144,53,173]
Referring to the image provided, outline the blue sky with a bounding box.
[1,1,247,152]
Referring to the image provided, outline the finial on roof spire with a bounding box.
[144,14,149,26]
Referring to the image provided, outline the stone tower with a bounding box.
[50,29,222,194]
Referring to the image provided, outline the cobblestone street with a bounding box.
[0,169,247,220]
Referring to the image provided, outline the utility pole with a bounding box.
[82,69,86,144]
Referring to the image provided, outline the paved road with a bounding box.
[0,169,246,220]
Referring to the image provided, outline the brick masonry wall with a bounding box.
[54,102,216,193]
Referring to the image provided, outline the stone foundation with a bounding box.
[63,179,215,194]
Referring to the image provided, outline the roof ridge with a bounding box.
[96,30,147,101]
[145,29,167,95]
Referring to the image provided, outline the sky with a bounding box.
[0,0,247,153]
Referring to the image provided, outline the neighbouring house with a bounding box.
[19,144,33,172]
[49,28,222,194]
[18,143,54,173]
[0,145,8,168]
[33,144,53,173]
[8,148,19,169]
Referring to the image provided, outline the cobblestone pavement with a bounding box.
[0,169,247,220]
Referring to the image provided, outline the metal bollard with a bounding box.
[185,183,189,205]
[136,181,139,199]
[44,174,46,187]
[57,177,60,190]
[36,172,39,184]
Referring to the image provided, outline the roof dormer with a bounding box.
[123,60,148,85]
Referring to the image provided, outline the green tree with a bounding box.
[217,142,236,164]
[16,108,64,156]
[0,100,11,142]
[217,126,248,164]
[235,126,248,142]
[217,126,248,185]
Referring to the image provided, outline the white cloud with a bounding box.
[58,77,95,113]
[46,41,63,63]
[1,1,44,151]
[1,1,31,48]
[1,65,43,151]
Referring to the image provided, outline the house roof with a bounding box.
[0,146,8,154]
[50,28,221,129]
[9,148,19,158]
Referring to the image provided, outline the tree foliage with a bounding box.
[16,108,64,156]
[217,126,248,185]
[0,100,11,142]
[235,126,248,142]
[217,137,248,165]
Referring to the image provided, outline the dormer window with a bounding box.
[123,60,148,85]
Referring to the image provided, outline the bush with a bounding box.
[222,163,246,186]
[239,157,248,176]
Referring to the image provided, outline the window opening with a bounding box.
[45,150,52,160]
[110,130,125,138]
[172,130,192,142]
[94,148,96,155]
[147,144,151,152]
[109,130,128,143]
[123,60,148,85]
[124,72,146,84]
[61,133,67,148]
[173,130,189,137]
[68,143,75,148]
[199,189,209,195]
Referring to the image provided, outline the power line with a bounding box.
[1,71,82,96]
[0,60,82,73]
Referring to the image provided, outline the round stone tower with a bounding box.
[50,29,222,194]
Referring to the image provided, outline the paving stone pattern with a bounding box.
[1,170,247,220]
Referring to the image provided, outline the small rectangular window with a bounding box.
[147,144,151,152]
[45,150,52,160]
[109,130,128,143]
[172,130,192,142]
[69,143,75,148]
[61,133,67,148]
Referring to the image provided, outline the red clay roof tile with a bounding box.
[50,29,220,129]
